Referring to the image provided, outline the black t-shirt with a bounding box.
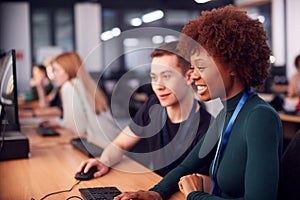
[128,95,213,176]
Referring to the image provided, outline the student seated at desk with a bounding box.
[287,54,300,98]
[42,51,119,143]
[29,64,56,107]
[76,41,213,177]
[18,64,62,118]
[115,5,282,200]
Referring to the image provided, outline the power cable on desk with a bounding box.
[31,180,82,200]
[0,121,6,153]
[66,196,83,200]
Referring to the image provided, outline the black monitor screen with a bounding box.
[0,50,20,131]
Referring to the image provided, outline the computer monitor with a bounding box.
[0,49,20,131]
[0,49,29,161]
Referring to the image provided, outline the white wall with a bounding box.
[0,2,31,93]
[74,2,102,72]
[272,0,286,66]
[286,0,300,79]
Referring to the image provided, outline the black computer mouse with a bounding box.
[38,122,46,129]
[75,166,98,180]
[39,121,51,129]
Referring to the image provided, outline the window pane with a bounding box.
[54,8,74,51]
[32,8,51,62]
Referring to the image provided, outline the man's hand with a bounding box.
[76,158,109,178]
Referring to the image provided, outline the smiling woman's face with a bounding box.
[190,49,230,101]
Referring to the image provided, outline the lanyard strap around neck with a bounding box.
[211,88,252,196]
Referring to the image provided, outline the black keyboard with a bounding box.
[79,186,121,200]
[70,137,103,157]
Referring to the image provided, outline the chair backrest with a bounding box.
[277,129,300,200]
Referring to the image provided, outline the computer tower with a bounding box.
[0,131,29,161]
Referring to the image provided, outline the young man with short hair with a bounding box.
[76,41,213,177]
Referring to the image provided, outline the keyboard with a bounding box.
[36,126,60,136]
[79,186,121,200]
[70,137,103,158]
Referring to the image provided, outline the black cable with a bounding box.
[66,196,83,200]
[0,123,5,152]
[0,107,6,153]
[36,180,81,200]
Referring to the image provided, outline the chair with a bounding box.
[277,129,300,200]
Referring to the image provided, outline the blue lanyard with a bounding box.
[211,89,252,196]
[161,100,197,170]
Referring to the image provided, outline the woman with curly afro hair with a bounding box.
[115,5,282,200]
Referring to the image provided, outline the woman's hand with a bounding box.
[178,174,212,197]
[178,174,204,197]
[114,190,162,200]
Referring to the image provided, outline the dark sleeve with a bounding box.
[149,136,216,199]
[30,86,38,100]
[49,90,63,117]
[188,105,282,200]
[44,82,54,95]
[278,130,300,200]
[242,106,282,199]
[149,115,220,199]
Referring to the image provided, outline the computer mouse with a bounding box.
[39,121,50,129]
[38,122,46,129]
[75,166,98,180]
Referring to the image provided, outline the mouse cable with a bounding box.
[31,180,81,200]
[66,195,83,200]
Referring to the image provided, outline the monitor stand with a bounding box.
[0,131,29,161]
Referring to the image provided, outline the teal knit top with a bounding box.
[150,90,283,200]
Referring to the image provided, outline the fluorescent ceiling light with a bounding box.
[130,18,142,26]
[152,35,164,44]
[194,0,211,3]
[111,27,121,37]
[142,10,164,23]
[164,35,178,43]
[101,27,121,41]
[101,31,113,41]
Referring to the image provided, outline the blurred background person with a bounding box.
[287,54,300,98]
[283,54,300,114]
[43,51,119,145]
[29,64,56,108]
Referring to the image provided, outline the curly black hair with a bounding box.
[178,5,271,88]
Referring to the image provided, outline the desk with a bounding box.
[0,123,184,200]
[18,100,62,118]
